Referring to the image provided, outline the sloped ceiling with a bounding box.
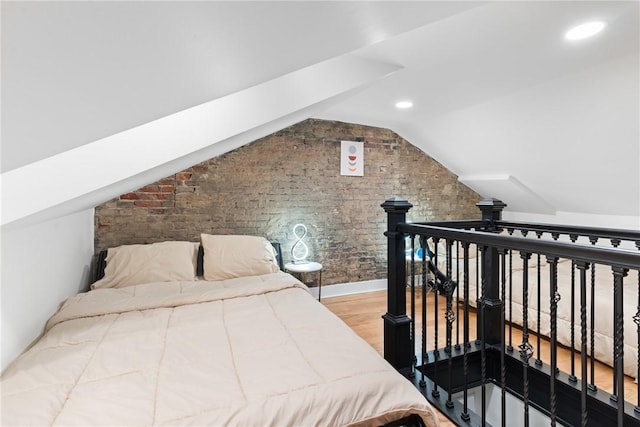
[2,1,638,228]
[318,1,639,222]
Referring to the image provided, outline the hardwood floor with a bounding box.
[323,289,638,426]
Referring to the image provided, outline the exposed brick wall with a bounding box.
[95,119,481,286]
[119,179,176,209]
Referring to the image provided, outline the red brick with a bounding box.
[139,185,160,193]
[136,193,174,201]
[158,185,175,193]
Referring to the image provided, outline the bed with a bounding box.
[2,234,439,426]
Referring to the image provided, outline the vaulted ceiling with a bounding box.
[2,1,638,228]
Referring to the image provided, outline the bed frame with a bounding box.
[382,197,640,427]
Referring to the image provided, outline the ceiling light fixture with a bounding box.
[565,21,607,41]
[395,100,413,109]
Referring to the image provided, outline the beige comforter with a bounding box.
[2,272,438,426]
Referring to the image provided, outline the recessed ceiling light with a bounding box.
[395,100,413,109]
[565,21,607,41]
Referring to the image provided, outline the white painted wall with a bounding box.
[2,1,463,172]
[502,210,640,231]
[1,209,94,372]
[415,52,639,221]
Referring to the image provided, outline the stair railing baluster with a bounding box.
[508,247,514,353]
[419,235,428,388]
[589,237,598,392]
[570,260,577,383]
[569,235,578,383]
[480,244,487,427]
[536,251,542,366]
[445,239,455,409]
[535,232,543,367]
[476,244,480,327]
[611,266,628,427]
[431,237,440,399]
[410,235,416,376]
[519,251,533,427]
[461,241,471,423]
[456,240,461,350]
[548,255,560,427]
[577,261,590,427]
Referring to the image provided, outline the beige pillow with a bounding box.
[201,234,279,281]
[92,241,199,289]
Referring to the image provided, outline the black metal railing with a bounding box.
[382,197,640,427]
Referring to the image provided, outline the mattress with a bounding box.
[2,272,438,426]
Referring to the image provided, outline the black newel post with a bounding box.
[476,198,507,345]
[381,196,413,375]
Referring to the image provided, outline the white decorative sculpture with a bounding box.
[291,223,309,263]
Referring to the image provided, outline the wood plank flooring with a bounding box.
[323,289,638,427]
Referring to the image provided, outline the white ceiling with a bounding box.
[2,1,638,228]
[2,1,480,172]
[318,1,639,221]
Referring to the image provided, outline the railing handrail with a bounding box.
[409,218,640,243]
[409,220,487,229]
[399,222,640,271]
[495,220,640,244]
[383,198,640,426]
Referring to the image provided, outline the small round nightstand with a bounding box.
[284,261,323,300]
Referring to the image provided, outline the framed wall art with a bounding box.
[340,140,363,176]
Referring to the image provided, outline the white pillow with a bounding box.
[201,234,279,281]
[92,241,199,289]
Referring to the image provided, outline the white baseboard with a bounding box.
[309,278,387,300]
